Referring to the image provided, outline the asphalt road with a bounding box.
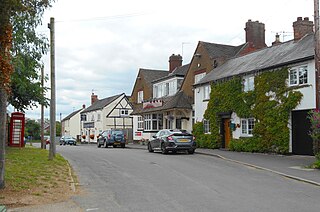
[57,144,320,212]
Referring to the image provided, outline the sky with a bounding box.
[17,0,314,120]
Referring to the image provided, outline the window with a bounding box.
[137,116,143,130]
[243,76,254,92]
[203,85,210,100]
[195,73,206,84]
[144,114,162,131]
[91,114,95,121]
[203,119,210,133]
[289,66,308,86]
[176,119,182,129]
[241,118,255,135]
[81,114,86,121]
[97,113,101,121]
[165,83,169,96]
[137,91,144,103]
[120,109,129,116]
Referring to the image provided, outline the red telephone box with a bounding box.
[9,112,25,147]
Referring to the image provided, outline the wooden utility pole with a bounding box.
[315,0,320,109]
[41,65,45,149]
[48,17,56,159]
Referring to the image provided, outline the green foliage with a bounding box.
[314,153,320,169]
[204,67,303,154]
[229,137,268,153]
[307,109,320,155]
[25,119,41,139]
[56,121,61,136]
[193,122,219,149]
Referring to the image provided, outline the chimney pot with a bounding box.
[169,54,182,73]
[91,93,98,105]
[82,104,86,109]
[293,16,313,41]
[245,19,267,50]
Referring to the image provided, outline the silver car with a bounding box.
[147,129,196,154]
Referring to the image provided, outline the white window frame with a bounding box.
[195,72,206,84]
[243,76,254,92]
[144,113,161,131]
[203,85,210,100]
[203,119,210,134]
[97,113,101,121]
[241,118,255,136]
[289,66,308,86]
[120,109,129,116]
[91,114,95,121]
[137,90,144,103]
[137,116,143,130]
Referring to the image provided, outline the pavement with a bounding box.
[127,143,320,186]
[6,143,320,212]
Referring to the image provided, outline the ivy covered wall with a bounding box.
[196,67,303,154]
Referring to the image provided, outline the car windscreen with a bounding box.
[112,131,123,135]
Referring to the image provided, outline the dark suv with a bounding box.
[97,130,126,148]
[148,129,196,154]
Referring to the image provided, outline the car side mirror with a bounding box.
[152,135,157,138]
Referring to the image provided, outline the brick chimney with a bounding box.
[245,20,267,50]
[91,93,98,105]
[169,54,182,73]
[272,33,282,46]
[293,17,313,41]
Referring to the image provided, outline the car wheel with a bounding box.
[148,143,154,152]
[97,142,101,148]
[113,145,117,148]
[74,143,77,146]
[188,149,195,154]
[121,143,125,148]
[104,141,108,148]
[161,143,168,154]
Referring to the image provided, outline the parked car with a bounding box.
[60,136,77,145]
[148,129,196,154]
[97,130,126,148]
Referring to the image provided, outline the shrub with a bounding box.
[308,109,320,155]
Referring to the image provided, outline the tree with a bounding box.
[25,119,41,140]
[0,0,55,189]
[56,121,61,137]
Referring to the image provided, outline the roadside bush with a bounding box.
[193,122,219,149]
[229,137,269,153]
[314,153,320,169]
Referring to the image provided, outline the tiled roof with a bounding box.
[201,41,246,58]
[196,34,314,85]
[140,68,168,88]
[61,108,82,122]
[81,93,123,113]
[153,64,190,83]
[131,91,192,115]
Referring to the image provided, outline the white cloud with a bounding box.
[24,0,314,120]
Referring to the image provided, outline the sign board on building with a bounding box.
[143,99,163,109]
[83,122,94,128]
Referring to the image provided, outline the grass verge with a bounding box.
[1,145,77,208]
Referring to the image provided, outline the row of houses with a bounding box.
[62,17,315,155]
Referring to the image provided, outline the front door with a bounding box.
[292,110,313,155]
[224,119,231,148]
